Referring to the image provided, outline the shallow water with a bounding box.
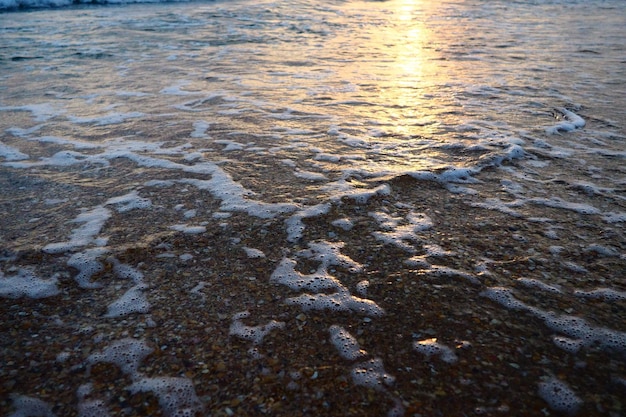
[1,0,625,416]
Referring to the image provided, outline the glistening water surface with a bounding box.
[1,0,625,416]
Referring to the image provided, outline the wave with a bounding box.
[0,0,200,12]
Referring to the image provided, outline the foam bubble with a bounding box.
[106,191,151,213]
[327,182,391,204]
[516,278,562,294]
[8,394,55,417]
[285,204,331,242]
[243,247,265,259]
[545,108,585,135]
[88,338,153,376]
[413,338,458,364]
[297,241,363,272]
[43,206,111,254]
[294,169,327,181]
[67,248,108,289]
[537,377,583,415]
[169,224,206,235]
[331,218,354,231]
[427,265,480,285]
[529,197,600,215]
[109,259,144,285]
[480,287,529,311]
[329,325,367,361]
[77,399,110,417]
[372,211,433,253]
[104,285,150,318]
[0,269,59,299]
[574,288,626,302]
[0,141,29,161]
[270,258,342,292]
[127,377,204,417]
[286,289,385,317]
[182,173,298,219]
[0,103,63,122]
[355,280,369,297]
[229,311,285,345]
[350,358,395,390]
[68,112,144,126]
[552,336,583,354]
[190,121,211,138]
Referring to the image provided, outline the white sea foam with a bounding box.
[328,325,367,361]
[169,224,206,235]
[351,358,395,390]
[127,377,204,417]
[67,248,108,289]
[67,112,144,126]
[0,103,63,121]
[286,288,385,317]
[574,288,626,301]
[8,394,55,417]
[0,269,60,299]
[285,203,330,242]
[0,141,29,161]
[104,285,150,318]
[413,338,458,364]
[43,206,111,254]
[106,191,152,213]
[88,338,153,375]
[537,377,583,415]
[516,278,562,294]
[243,247,265,259]
[372,211,433,253]
[229,311,285,345]
[545,108,586,135]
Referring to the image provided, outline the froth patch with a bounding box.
[297,241,363,272]
[331,218,354,231]
[537,377,583,415]
[106,191,152,213]
[372,211,433,253]
[329,325,367,361]
[516,278,562,294]
[0,269,60,299]
[229,311,285,345]
[169,224,206,235]
[67,248,108,289]
[552,336,583,354]
[43,206,111,254]
[480,287,528,310]
[8,394,55,417]
[413,338,458,364]
[286,289,384,317]
[326,182,391,204]
[243,247,265,259]
[77,398,110,417]
[270,258,342,292]
[67,112,144,126]
[88,338,153,376]
[351,358,395,390]
[0,141,29,161]
[127,377,203,417]
[285,204,331,242]
[545,108,585,135]
[104,285,150,318]
[110,259,144,284]
[574,288,626,301]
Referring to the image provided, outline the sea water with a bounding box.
[1,0,624,416]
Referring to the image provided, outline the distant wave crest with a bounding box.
[1,0,193,12]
